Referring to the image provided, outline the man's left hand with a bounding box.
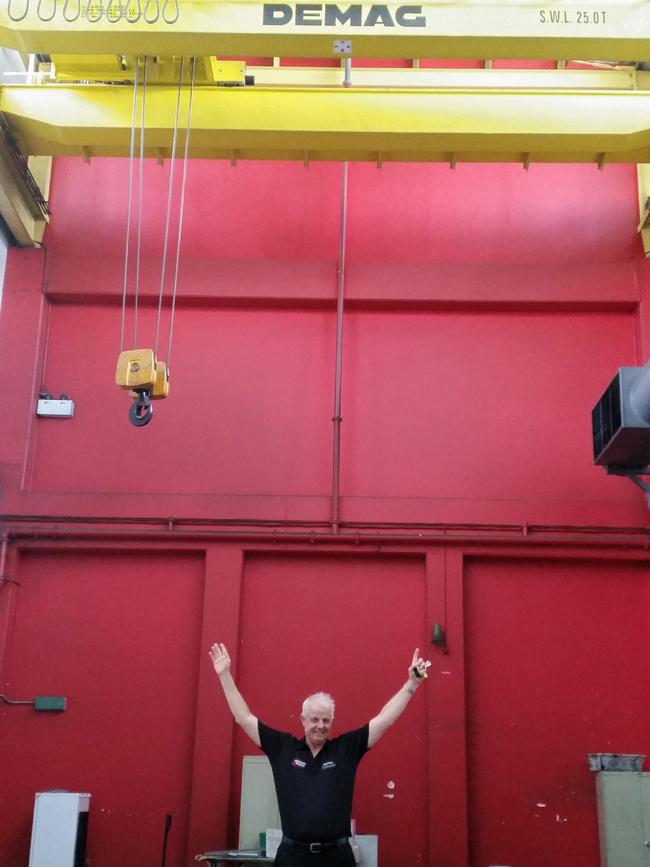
[409,648,431,681]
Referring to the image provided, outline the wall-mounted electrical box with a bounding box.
[36,396,74,418]
[34,695,67,711]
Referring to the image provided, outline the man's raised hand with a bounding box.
[210,642,231,677]
[410,647,431,681]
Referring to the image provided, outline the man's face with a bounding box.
[301,702,333,750]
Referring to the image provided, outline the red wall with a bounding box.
[1,152,650,867]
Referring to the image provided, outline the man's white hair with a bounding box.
[301,691,335,719]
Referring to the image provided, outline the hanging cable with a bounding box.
[8,0,30,21]
[124,0,141,22]
[86,0,104,22]
[106,0,123,21]
[115,58,193,426]
[133,55,149,349]
[154,57,185,360]
[63,0,81,21]
[161,0,178,23]
[166,56,196,372]
[36,0,56,20]
[120,56,141,354]
[143,0,159,22]
[115,56,155,426]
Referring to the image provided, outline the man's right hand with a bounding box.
[210,641,261,746]
[209,642,231,677]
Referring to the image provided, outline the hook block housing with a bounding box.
[115,349,157,390]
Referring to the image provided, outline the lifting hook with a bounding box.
[129,390,153,427]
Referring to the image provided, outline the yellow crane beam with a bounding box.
[2,1,650,61]
[3,81,650,165]
[0,142,49,244]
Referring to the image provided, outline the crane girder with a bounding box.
[3,79,650,165]
[3,1,650,247]
[2,2,650,61]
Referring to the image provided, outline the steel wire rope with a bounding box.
[106,0,124,21]
[161,0,178,23]
[165,56,196,372]
[154,56,185,359]
[86,0,104,22]
[124,0,141,22]
[143,0,159,23]
[36,0,56,20]
[119,56,141,353]
[133,55,149,348]
[8,0,30,22]
[63,0,81,21]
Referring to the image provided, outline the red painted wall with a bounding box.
[1,150,650,867]
[1,549,204,867]
[234,554,429,866]
[465,556,650,867]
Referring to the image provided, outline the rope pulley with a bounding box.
[115,55,195,427]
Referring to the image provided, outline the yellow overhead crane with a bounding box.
[2,1,650,250]
[2,0,650,421]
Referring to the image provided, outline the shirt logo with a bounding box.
[292,758,307,768]
[322,761,336,770]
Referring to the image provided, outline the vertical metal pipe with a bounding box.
[0,535,8,584]
[343,57,352,88]
[331,161,349,533]
[0,534,15,692]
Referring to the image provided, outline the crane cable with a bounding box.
[165,57,196,372]
[119,55,148,354]
[133,54,148,348]
[116,55,195,425]
[154,55,196,374]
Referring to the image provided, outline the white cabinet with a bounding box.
[28,792,90,867]
[238,756,280,849]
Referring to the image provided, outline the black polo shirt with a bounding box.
[258,720,369,843]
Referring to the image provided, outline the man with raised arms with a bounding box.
[210,642,430,866]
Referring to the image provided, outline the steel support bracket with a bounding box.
[606,465,650,507]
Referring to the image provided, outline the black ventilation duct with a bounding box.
[592,365,650,468]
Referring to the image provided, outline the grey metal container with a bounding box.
[587,753,646,772]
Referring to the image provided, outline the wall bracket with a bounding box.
[606,465,650,507]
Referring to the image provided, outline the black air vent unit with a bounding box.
[592,367,650,468]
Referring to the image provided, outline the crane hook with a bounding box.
[129,390,153,427]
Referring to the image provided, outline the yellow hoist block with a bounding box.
[129,361,169,400]
[115,348,157,390]
[152,361,170,400]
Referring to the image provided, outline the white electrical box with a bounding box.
[28,791,90,867]
[36,398,74,418]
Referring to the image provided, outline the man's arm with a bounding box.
[367,648,430,748]
[209,642,261,747]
